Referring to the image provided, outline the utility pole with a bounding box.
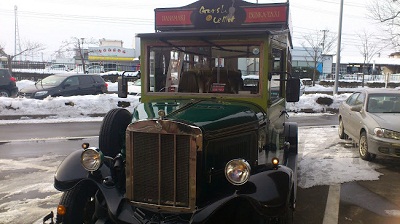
[334,0,344,95]
[14,5,23,61]
[80,38,86,73]
[320,29,329,53]
[320,29,329,80]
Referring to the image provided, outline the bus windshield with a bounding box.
[145,41,262,95]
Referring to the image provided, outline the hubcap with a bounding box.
[339,120,344,136]
[359,136,368,157]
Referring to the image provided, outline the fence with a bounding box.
[326,73,400,82]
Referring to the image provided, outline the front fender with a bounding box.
[192,167,294,223]
[245,166,293,208]
[53,150,111,191]
[54,150,87,191]
[54,150,127,221]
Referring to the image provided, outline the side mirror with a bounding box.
[118,76,128,98]
[63,83,71,88]
[286,78,300,102]
[350,105,362,112]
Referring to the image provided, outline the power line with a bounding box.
[0,9,154,26]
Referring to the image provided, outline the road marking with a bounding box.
[323,184,341,224]
[0,136,98,144]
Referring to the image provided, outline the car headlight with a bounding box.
[81,147,103,171]
[35,91,48,97]
[225,159,251,185]
[374,128,400,140]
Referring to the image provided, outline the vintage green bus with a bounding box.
[45,1,300,223]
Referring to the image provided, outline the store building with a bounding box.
[88,39,139,72]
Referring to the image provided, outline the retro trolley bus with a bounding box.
[44,0,300,223]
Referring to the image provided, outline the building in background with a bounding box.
[88,39,139,72]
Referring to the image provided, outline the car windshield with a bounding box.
[38,75,66,86]
[133,79,141,86]
[367,94,400,113]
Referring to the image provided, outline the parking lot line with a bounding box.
[323,184,341,224]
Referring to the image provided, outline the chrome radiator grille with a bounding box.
[126,120,201,212]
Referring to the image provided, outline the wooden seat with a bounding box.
[178,71,199,93]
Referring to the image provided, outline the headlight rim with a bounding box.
[224,158,251,186]
[81,147,103,172]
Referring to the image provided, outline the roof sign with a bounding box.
[155,0,288,31]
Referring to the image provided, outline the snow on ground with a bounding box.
[0,80,352,124]
[297,126,382,188]
[0,80,386,217]
[0,80,140,124]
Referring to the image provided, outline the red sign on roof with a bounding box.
[155,0,288,31]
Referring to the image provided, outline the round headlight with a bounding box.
[81,148,103,171]
[225,159,251,185]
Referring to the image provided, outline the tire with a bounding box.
[0,89,10,97]
[281,203,294,224]
[359,131,375,161]
[58,182,97,224]
[267,200,294,224]
[338,118,348,139]
[284,122,298,154]
[99,108,132,157]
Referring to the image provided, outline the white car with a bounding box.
[128,79,142,96]
[85,65,105,74]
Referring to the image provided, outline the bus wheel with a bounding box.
[58,183,98,224]
[284,122,298,154]
[99,108,132,157]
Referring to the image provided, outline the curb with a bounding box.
[0,113,106,120]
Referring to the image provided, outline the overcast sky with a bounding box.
[0,0,391,61]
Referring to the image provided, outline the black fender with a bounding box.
[191,167,295,223]
[54,150,111,191]
[54,150,88,191]
[284,122,298,207]
[54,150,128,221]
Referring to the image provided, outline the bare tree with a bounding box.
[0,41,45,73]
[357,30,389,86]
[368,0,400,49]
[57,37,98,72]
[301,30,337,86]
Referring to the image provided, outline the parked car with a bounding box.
[128,78,142,96]
[0,68,18,97]
[127,77,154,96]
[46,64,69,71]
[18,73,108,99]
[338,88,400,160]
[85,65,105,74]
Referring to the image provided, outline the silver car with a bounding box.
[338,88,400,160]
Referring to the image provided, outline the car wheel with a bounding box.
[359,131,375,161]
[58,182,97,224]
[99,108,132,157]
[0,89,10,97]
[338,118,348,139]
